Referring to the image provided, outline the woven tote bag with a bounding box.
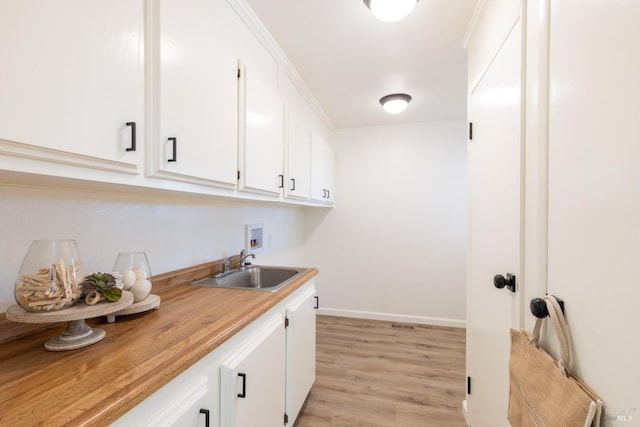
[508,296,603,427]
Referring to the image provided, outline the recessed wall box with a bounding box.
[245,224,264,254]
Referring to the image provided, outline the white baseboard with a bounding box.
[316,307,466,329]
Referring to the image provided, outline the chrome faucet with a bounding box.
[219,250,255,277]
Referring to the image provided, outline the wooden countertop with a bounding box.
[0,262,318,426]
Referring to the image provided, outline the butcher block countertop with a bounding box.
[0,259,318,426]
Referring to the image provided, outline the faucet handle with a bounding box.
[244,253,255,267]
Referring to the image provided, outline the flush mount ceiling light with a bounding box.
[363,0,419,22]
[379,93,412,114]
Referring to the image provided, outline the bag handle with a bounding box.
[530,295,572,376]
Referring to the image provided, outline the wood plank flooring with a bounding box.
[295,315,467,427]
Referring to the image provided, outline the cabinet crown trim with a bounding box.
[0,138,139,175]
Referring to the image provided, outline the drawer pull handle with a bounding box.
[199,409,210,427]
[238,372,247,398]
[125,122,136,152]
[168,137,177,162]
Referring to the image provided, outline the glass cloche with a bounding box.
[14,240,83,312]
[113,252,153,302]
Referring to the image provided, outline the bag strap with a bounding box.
[529,295,572,376]
[546,295,572,375]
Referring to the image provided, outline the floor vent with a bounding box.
[391,323,415,330]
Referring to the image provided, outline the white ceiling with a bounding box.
[244,0,477,129]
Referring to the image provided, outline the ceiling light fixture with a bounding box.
[363,0,419,22]
[379,93,412,114]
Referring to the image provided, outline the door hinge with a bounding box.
[468,122,473,140]
[467,376,471,394]
[284,317,289,328]
[284,413,289,424]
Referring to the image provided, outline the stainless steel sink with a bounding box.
[191,265,304,292]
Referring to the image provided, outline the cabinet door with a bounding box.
[113,372,215,427]
[284,107,311,200]
[0,0,142,166]
[285,286,317,425]
[310,132,334,204]
[148,0,238,189]
[147,376,212,427]
[323,142,335,204]
[310,132,326,202]
[221,315,286,427]
[238,61,284,197]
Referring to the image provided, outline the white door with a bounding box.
[466,19,523,426]
[547,1,640,424]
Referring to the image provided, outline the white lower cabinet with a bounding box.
[111,350,219,427]
[112,280,316,427]
[221,315,286,427]
[285,286,317,424]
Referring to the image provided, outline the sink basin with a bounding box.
[191,266,304,292]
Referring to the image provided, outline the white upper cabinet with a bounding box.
[324,143,335,204]
[310,132,335,204]
[237,59,284,197]
[147,0,239,189]
[0,0,143,175]
[0,0,333,206]
[284,107,312,200]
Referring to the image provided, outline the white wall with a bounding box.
[2,121,468,326]
[0,184,306,312]
[304,120,467,327]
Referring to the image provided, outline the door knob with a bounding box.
[494,273,516,292]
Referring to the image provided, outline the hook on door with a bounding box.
[494,273,516,293]
[530,295,565,318]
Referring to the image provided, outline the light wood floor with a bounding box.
[295,315,467,427]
